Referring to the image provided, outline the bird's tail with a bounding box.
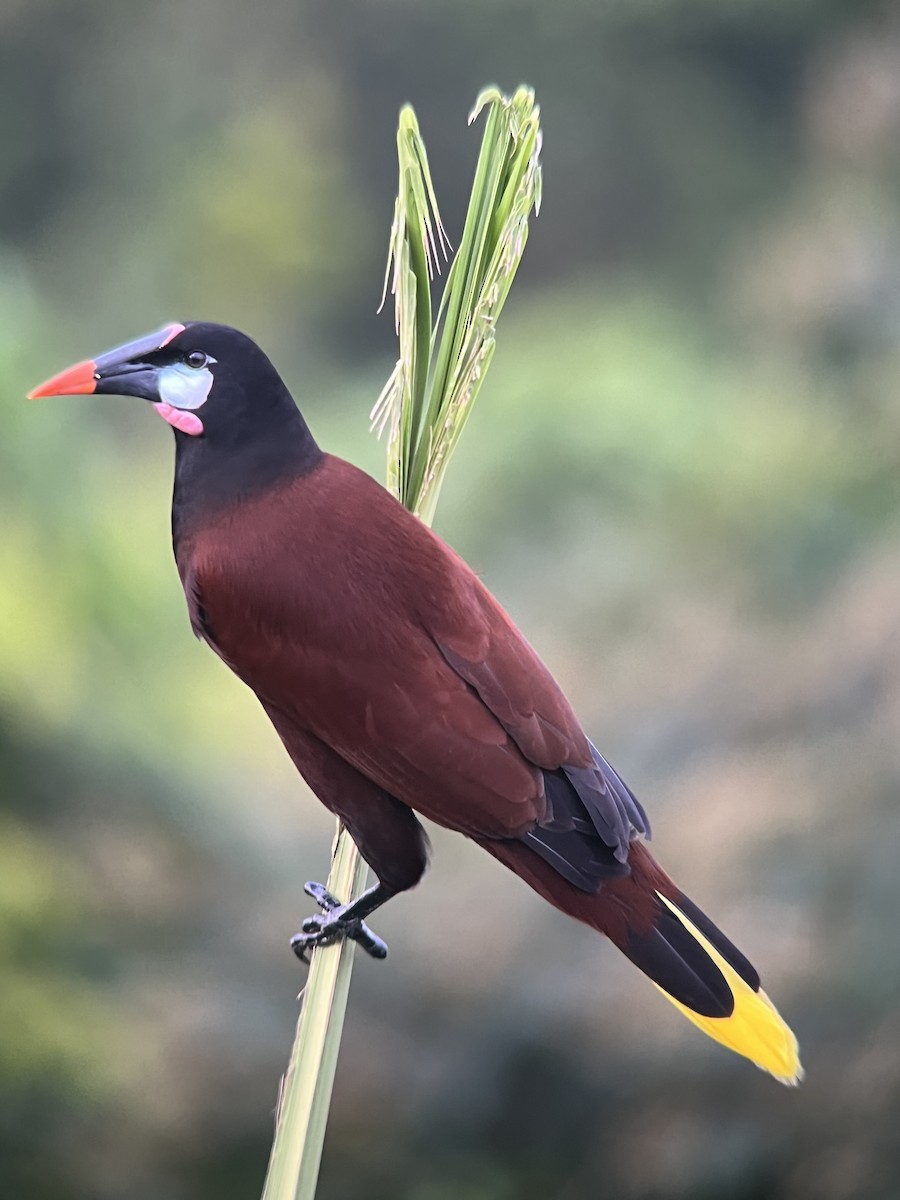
[479,837,802,1085]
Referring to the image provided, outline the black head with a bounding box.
[32,321,311,442]
[29,320,323,531]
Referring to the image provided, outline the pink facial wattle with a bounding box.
[153,402,204,436]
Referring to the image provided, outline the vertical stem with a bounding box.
[260,829,368,1200]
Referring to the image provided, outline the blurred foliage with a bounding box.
[3,1,900,1198]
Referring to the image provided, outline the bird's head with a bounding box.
[28,321,303,444]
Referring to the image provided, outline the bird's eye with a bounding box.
[184,350,208,369]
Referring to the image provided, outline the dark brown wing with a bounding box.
[420,579,650,864]
[177,455,647,879]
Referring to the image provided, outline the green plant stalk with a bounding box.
[373,89,542,516]
[260,830,368,1200]
[261,85,541,1200]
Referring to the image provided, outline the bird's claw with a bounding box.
[290,880,388,964]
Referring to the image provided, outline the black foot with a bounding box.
[290,881,389,964]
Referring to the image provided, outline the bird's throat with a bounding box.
[170,414,322,551]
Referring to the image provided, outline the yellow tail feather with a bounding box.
[655,893,803,1086]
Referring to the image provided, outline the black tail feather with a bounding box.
[622,894,735,1018]
[673,890,760,991]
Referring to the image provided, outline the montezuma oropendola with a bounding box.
[30,322,802,1083]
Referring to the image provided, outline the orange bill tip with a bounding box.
[27,359,98,400]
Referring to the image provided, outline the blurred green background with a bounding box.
[3,2,900,1197]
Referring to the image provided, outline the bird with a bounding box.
[29,321,802,1084]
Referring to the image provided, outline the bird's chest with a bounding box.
[174,517,411,725]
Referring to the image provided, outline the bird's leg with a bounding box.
[291,881,391,964]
